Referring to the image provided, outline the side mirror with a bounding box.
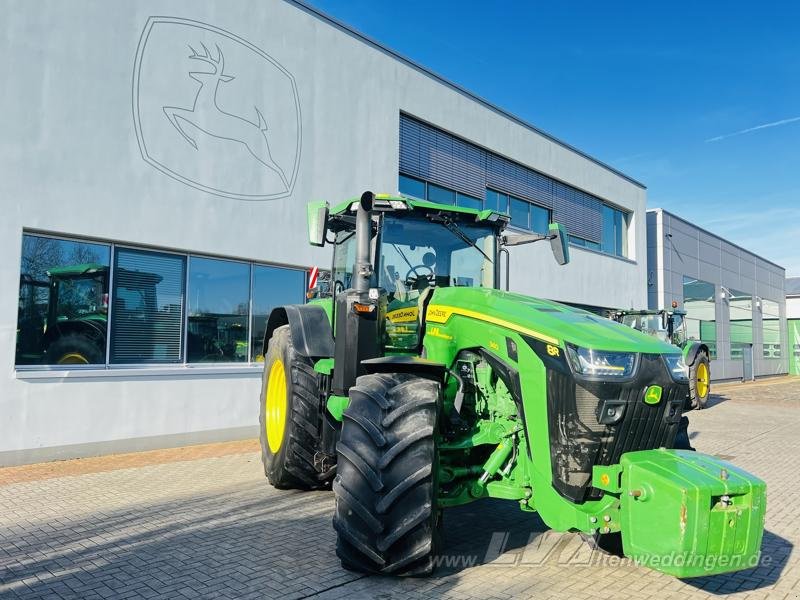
[548,223,570,265]
[307,201,329,247]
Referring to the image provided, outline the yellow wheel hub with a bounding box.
[265,358,288,453]
[696,362,709,399]
[57,353,89,365]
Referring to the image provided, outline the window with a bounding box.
[530,204,549,234]
[569,236,601,251]
[456,192,482,210]
[509,197,529,228]
[187,257,250,363]
[16,231,307,369]
[601,204,629,257]
[331,229,357,295]
[251,265,306,362]
[379,215,495,292]
[485,189,508,213]
[682,277,717,358]
[16,234,111,365]
[729,289,752,360]
[427,184,455,205]
[761,299,781,358]
[399,174,425,199]
[110,248,185,364]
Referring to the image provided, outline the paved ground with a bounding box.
[1,377,799,600]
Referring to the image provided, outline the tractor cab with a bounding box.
[315,193,568,355]
[324,197,504,352]
[615,308,687,346]
[46,263,109,327]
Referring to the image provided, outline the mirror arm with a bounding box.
[501,233,551,247]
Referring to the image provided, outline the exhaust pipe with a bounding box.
[354,191,374,293]
[331,191,381,396]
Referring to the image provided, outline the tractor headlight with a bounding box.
[663,353,689,382]
[565,344,637,379]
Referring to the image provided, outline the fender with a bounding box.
[682,341,709,366]
[43,319,107,347]
[263,303,334,358]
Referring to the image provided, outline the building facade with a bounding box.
[2,0,649,465]
[646,209,788,381]
[786,277,800,375]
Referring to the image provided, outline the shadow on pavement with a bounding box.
[682,529,792,594]
[1,481,791,598]
[702,392,729,410]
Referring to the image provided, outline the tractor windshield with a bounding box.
[620,313,670,343]
[52,275,106,321]
[379,215,495,301]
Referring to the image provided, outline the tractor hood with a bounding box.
[427,287,677,355]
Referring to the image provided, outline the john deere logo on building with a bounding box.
[644,385,663,405]
[133,17,302,200]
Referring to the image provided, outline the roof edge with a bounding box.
[287,0,646,190]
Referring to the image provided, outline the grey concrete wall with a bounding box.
[647,209,788,380]
[0,0,647,463]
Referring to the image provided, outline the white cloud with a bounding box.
[705,116,800,142]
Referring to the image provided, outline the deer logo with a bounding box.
[163,43,289,190]
[133,17,302,201]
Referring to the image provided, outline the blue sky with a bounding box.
[308,1,800,276]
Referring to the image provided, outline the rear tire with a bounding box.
[48,333,104,365]
[259,325,335,490]
[333,372,441,576]
[689,352,711,409]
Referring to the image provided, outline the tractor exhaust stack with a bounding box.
[353,191,374,293]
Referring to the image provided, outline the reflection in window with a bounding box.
[762,299,781,358]
[251,266,306,361]
[729,289,752,360]
[110,248,185,364]
[187,257,250,363]
[16,234,111,365]
[682,277,717,359]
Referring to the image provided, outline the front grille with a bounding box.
[546,354,688,503]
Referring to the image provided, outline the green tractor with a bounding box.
[259,192,765,577]
[16,263,162,365]
[612,307,711,409]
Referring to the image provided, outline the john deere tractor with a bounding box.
[259,192,765,577]
[612,307,711,409]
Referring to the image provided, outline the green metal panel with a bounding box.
[620,449,766,577]
[789,320,800,375]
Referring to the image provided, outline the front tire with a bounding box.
[333,373,441,576]
[689,352,711,409]
[259,325,335,490]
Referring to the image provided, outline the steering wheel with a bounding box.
[405,264,435,287]
[405,251,437,289]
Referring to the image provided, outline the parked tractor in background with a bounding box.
[258,192,765,578]
[16,263,162,365]
[612,305,711,409]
